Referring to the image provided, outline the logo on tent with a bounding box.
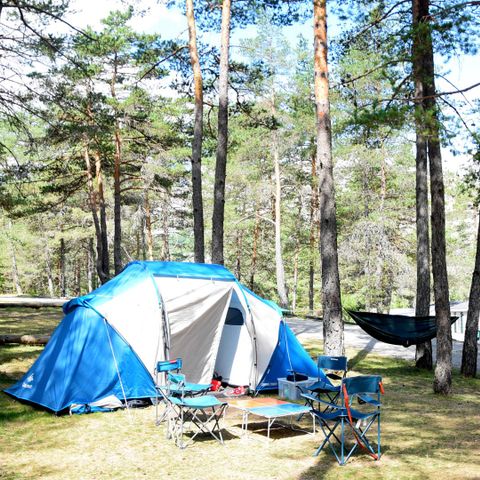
[22,374,34,389]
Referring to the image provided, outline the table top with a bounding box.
[248,403,311,419]
[227,397,290,411]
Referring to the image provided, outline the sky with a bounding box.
[64,0,479,172]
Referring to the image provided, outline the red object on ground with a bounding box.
[210,379,222,391]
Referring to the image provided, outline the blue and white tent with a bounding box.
[6,261,319,413]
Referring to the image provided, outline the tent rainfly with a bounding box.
[5,261,320,414]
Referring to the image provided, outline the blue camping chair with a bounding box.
[168,373,211,397]
[166,392,228,448]
[155,358,183,425]
[302,356,348,413]
[310,375,384,465]
[155,359,228,448]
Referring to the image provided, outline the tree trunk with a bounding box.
[292,233,300,312]
[144,189,154,261]
[314,0,344,356]
[461,210,480,377]
[59,237,66,297]
[113,128,122,274]
[93,151,110,282]
[250,208,260,290]
[75,261,81,296]
[44,238,55,297]
[273,129,289,308]
[235,228,243,280]
[412,0,433,370]
[7,220,22,295]
[84,145,108,284]
[87,238,94,292]
[211,0,231,265]
[374,154,388,312]
[309,150,319,312]
[111,52,123,275]
[186,0,205,263]
[0,334,50,346]
[0,297,67,308]
[161,194,170,261]
[416,0,452,394]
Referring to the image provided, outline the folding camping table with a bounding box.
[227,397,315,440]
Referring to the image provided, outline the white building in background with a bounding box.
[390,302,479,342]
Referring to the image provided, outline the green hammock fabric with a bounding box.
[346,310,458,347]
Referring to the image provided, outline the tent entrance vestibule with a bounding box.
[153,276,256,388]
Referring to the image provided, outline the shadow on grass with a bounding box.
[348,338,377,370]
[0,344,44,367]
[297,342,480,479]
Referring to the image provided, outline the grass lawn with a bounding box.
[0,311,479,479]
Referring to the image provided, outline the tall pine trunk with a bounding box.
[314,0,344,356]
[87,238,94,291]
[461,209,480,377]
[111,52,123,275]
[249,208,260,290]
[144,189,154,261]
[412,0,433,369]
[59,237,66,297]
[417,0,452,394]
[309,149,319,312]
[272,124,289,308]
[94,151,110,282]
[84,144,109,284]
[44,237,55,297]
[211,0,231,265]
[186,0,205,263]
[7,220,22,295]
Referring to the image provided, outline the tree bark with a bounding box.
[461,210,480,377]
[211,0,231,265]
[84,144,109,284]
[309,150,319,312]
[314,0,344,356]
[44,237,55,297]
[161,193,170,261]
[249,208,260,290]
[87,237,94,291]
[111,52,123,275]
[59,237,66,297]
[0,297,67,308]
[94,151,110,282]
[186,0,205,263]
[144,189,154,261]
[417,0,452,393]
[0,334,50,346]
[273,128,289,308]
[412,0,433,370]
[7,220,23,295]
[292,232,300,312]
[235,228,243,280]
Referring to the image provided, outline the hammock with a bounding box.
[346,310,458,347]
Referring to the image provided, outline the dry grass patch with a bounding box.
[1,333,480,479]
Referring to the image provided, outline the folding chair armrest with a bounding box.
[168,373,186,386]
[326,372,343,381]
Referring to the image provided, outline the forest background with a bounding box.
[0,0,479,317]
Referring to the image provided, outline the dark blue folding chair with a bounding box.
[155,358,183,426]
[167,393,228,448]
[155,358,228,448]
[302,356,348,413]
[311,375,384,465]
[168,373,211,397]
